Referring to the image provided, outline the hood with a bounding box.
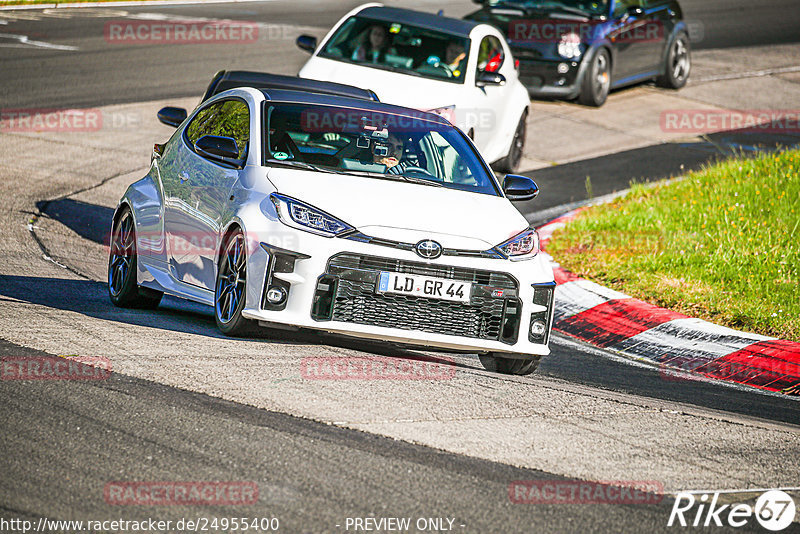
[465,5,605,59]
[265,167,527,250]
[299,60,463,112]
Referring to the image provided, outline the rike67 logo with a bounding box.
[668,490,796,531]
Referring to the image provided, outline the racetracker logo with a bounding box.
[1,108,101,132]
[1,108,143,132]
[104,20,258,44]
[104,481,259,506]
[661,110,800,134]
[509,19,664,44]
[509,480,664,504]
[1,356,111,381]
[300,356,456,381]
[108,229,299,259]
[299,109,461,133]
[668,490,797,530]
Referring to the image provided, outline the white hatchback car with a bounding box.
[296,3,531,173]
[111,83,555,375]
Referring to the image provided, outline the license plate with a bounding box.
[377,272,471,303]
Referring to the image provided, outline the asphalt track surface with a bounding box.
[1,0,799,109]
[1,0,800,531]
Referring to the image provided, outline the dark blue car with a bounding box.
[465,0,691,106]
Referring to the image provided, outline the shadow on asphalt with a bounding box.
[0,274,470,371]
[36,198,114,246]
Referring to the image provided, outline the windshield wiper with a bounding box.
[268,161,445,188]
[395,174,445,187]
[267,159,343,175]
[343,170,443,188]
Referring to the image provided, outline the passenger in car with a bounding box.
[445,42,467,73]
[352,24,393,64]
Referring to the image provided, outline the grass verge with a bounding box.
[548,149,800,341]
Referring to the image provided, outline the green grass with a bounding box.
[548,149,800,341]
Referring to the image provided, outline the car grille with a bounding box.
[312,253,521,343]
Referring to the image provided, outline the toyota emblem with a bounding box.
[415,240,442,260]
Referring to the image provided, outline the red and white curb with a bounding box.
[538,210,800,396]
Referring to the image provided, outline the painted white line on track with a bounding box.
[0,31,77,49]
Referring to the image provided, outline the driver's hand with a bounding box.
[323,133,341,141]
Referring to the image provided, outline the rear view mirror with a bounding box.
[157,107,187,128]
[195,135,243,167]
[626,5,644,17]
[296,35,317,53]
[503,174,539,201]
[476,71,506,87]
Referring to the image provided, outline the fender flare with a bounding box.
[658,22,689,75]
[575,41,614,93]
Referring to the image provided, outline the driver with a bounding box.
[372,133,414,175]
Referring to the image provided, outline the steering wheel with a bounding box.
[398,166,437,179]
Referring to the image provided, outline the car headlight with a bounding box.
[498,229,539,261]
[269,193,354,237]
[557,32,582,59]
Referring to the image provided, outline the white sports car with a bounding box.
[296,3,531,173]
[109,80,554,374]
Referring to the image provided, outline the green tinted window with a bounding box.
[186,99,250,159]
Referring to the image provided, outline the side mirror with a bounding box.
[503,174,539,201]
[476,71,506,87]
[296,35,317,53]
[195,135,243,167]
[157,106,187,128]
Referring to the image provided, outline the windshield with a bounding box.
[487,0,609,16]
[318,17,471,84]
[263,103,500,196]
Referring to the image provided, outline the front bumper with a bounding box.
[516,57,584,99]
[240,226,555,357]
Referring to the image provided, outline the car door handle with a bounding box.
[180,172,190,183]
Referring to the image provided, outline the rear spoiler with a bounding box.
[202,70,380,103]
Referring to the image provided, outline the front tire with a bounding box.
[657,32,691,89]
[492,111,527,174]
[578,48,611,107]
[215,228,254,336]
[108,207,162,309]
[478,353,542,375]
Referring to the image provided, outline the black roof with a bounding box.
[202,71,379,103]
[258,89,451,126]
[357,6,479,36]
